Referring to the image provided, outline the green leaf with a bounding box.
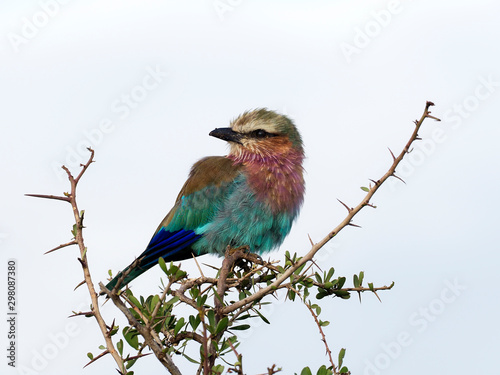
[252,308,270,324]
[98,345,106,350]
[190,287,200,299]
[175,268,187,280]
[314,272,323,283]
[319,320,330,327]
[359,271,364,286]
[340,367,349,374]
[333,290,351,299]
[158,257,168,274]
[300,367,312,375]
[337,277,346,289]
[150,294,160,311]
[230,324,251,331]
[174,317,185,336]
[125,358,137,369]
[368,282,374,292]
[353,274,360,288]
[117,339,123,356]
[316,365,333,375]
[189,315,201,330]
[361,186,370,192]
[128,295,142,310]
[294,262,306,275]
[215,317,229,334]
[207,310,216,329]
[196,294,208,307]
[326,267,335,282]
[182,352,200,364]
[109,325,119,336]
[314,304,321,316]
[166,296,179,306]
[212,364,224,374]
[123,328,139,350]
[87,352,93,360]
[338,348,346,368]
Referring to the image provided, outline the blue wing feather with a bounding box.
[105,156,243,290]
[139,228,202,269]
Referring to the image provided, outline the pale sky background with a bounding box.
[1,1,499,374]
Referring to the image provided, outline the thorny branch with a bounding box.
[27,149,182,375]
[219,101,440,315]
[29,102,440,374]
[26,149,128,372]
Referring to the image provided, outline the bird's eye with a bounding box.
[253,129,269,138]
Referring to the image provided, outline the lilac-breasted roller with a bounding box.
[106,109,305,290]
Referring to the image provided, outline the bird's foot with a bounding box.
[227,245,250,256]
[224,245,263,273]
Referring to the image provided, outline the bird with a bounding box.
[105,108,305,291]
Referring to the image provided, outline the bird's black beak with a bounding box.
[209,127,243,145]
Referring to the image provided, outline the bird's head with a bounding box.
[209,109,303,162]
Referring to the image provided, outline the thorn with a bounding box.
[427,114,441,121]
[307,233,315,246]
[25,193,70,203]
[74,280,85,291]
[192,252,205,278]
[415,136,422,141]
[337,199,352,212]
[373,290,382,303]
[44,240,78,254]
[391,173,406,184]
[387,147,396,161]
[364,202,377,209]
[83,349,110,368]
[347,222,361,228]
[123,353,152,362]
[369,179,380,186]
[309,258,322,272]
[68,311,94,318]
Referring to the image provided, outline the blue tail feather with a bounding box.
[105,228,202,290]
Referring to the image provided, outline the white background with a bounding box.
[1,1,499,374]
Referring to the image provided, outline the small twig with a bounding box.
[100,283,183,375]
[201,309,210,375]
[304,300,336,372]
